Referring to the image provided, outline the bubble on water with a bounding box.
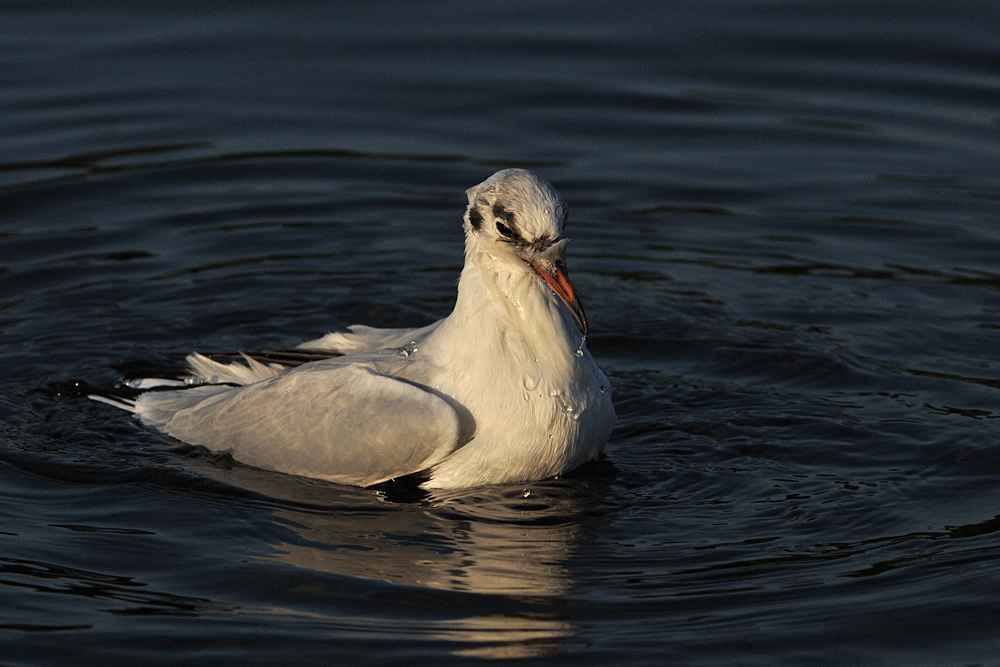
[522,489,531,498]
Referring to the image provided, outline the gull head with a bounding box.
[463,169,587,334]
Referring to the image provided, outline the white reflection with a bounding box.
[186,459,608,657]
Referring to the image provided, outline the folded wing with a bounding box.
[134,360,464,486]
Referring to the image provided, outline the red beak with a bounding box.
[530,261,588,335]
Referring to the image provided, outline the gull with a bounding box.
[97,169,615,489]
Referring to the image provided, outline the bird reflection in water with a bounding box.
[188,455,613,658]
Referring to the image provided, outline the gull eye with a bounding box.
[495,221,517,239]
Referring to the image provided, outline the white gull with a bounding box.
[99,169,615,489]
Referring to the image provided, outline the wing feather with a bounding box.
[134,361,463,486]
[301,320,443,354]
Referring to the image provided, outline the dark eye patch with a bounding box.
[495,220,517,239]
[492,203,520,240]
[493,203,516,225]
[467,207,484,229]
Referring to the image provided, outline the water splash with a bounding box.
[397,341,419,358]
[522,355,542,393]
[559,401,581,421]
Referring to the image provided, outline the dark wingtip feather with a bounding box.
[207,348,343,368]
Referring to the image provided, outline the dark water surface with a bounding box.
[3,1,1000,664]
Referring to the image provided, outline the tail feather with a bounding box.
[186,352,284,385]
[73,345,344,417]
[88,393,137,412]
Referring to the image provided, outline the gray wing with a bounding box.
[134,360,463,487]
[299,320,444,354]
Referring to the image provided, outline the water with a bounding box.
[3,1,1000,664]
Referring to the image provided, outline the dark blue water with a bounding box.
[3,1,1000,664]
